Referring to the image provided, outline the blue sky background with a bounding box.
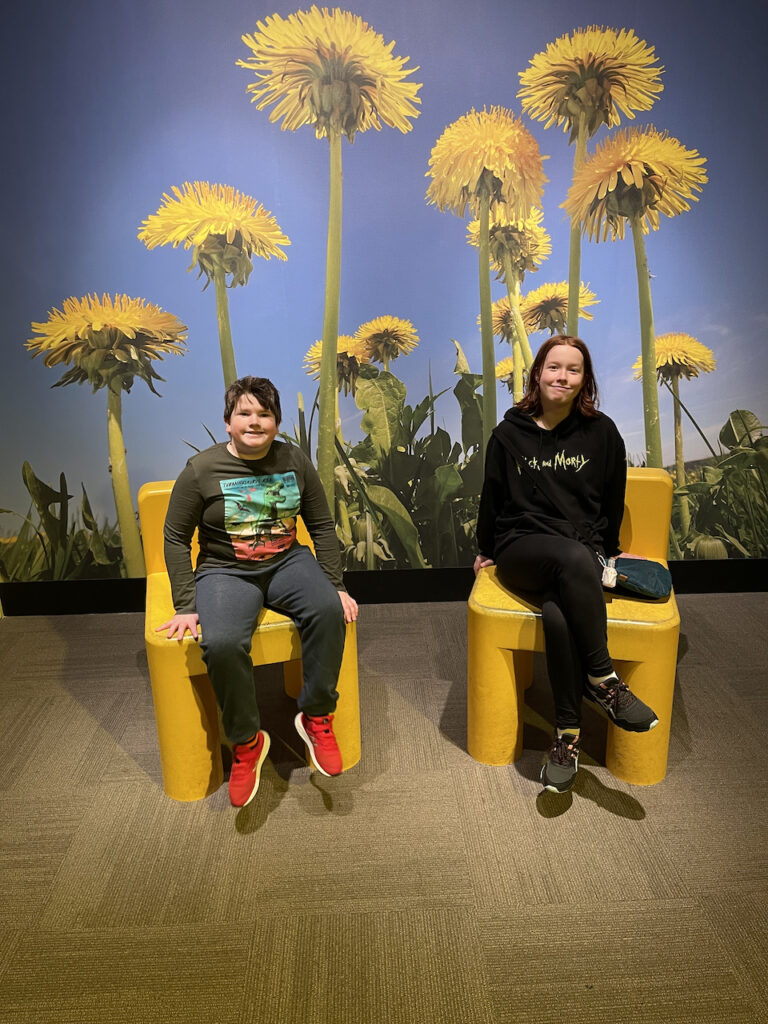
[2,0,766,532]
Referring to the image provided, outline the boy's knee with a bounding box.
[200,630,249,662]
[308,593,345,631]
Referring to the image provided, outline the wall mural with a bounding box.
[1,0,765,583]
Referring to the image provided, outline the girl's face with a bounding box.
[537,344,585,411]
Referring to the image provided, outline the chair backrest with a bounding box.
[619,468,673,559]
[137,480,314,575]
[138,465,672,575]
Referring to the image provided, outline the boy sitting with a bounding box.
[158,376,358,807]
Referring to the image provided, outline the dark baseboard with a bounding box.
[0,579,147,616]
[1,560,765,616]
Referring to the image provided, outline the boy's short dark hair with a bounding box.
[223,376,282,426]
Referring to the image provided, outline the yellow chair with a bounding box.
[138,480,361,802]
[467,467,680,786]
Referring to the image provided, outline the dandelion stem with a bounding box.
[428,361,435,437]
[670,374,691,535]
[106,388,145,577]
[365,512,375,570]
[478,185,496,450]
[296,391,309,457]
[659,378,718,458]
[317,129,343,508]
[212,260,238,388]
[567,112,588,337]
[512,339,524,404]
[630,214,663,468]
[503,256,534,369]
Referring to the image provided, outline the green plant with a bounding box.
[0,463,124,581]
[676,410,767,559]
[323,341,484,570]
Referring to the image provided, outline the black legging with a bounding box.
[495,533,614,730]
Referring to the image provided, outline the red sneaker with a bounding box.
[294,713,342,777]
[229,731,270,807]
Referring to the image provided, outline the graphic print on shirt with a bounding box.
[524,450,590,473]
[220,473,300,561]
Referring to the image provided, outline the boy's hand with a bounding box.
[473,555,494,576]
[156,613,200,641]
[338,591,359,624]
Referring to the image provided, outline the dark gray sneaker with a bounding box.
[540,733,580,793]
[584,676,659,732]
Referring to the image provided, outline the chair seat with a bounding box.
[470,566,679,641]
[145,571,303,670]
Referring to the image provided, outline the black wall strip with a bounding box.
[0,560,765,615]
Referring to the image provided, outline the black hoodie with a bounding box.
[476,405,627,561]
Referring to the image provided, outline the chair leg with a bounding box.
[147,646,224,801]
[468,641,528,765]
[282,659,303,699]
[333,622,362,770]
[605,650,677,785]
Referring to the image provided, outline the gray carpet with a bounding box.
[0,594,766,1024]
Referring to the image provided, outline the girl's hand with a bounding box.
[474,555,495,576]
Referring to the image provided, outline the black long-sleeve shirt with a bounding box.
[164,441,344,613]
[476,406,627,561]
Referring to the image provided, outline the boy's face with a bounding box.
[225,394,279,459]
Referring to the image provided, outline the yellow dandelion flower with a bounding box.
[426,106,547,219]
[632,332,715,533]
[466,207,551,278]
[139,181,289,288]
[519,281,599,335]
[27,293,187,578]
[27,293,187,394]
[495,355,521,396]
[238,6,421,141]
[564,126,707,241]
[486,298,516,343]
[495,356,516,380]
[518,26,663,142]
[354,315,419,369]
[632,333,716,381]
[304,335,368,394]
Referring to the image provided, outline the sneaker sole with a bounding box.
[294,713,334,777]
[232,731,271,808]
[583,692,659,733]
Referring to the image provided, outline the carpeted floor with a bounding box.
[0,594,766,1024]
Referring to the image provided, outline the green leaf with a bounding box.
[348,437,378,466]
[364,483,428,568]
[413,462,462,516]
[719,410,763,449]
[355,369,407,457]
[453,374,484,456]
[81,486,97,531]
[452,338,472,375]
[458,450,484,495]
[717,529,751,557]
[21,462,71,552]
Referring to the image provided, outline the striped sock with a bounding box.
[557,728,580,739]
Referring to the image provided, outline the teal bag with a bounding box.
[613,557,672,600]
